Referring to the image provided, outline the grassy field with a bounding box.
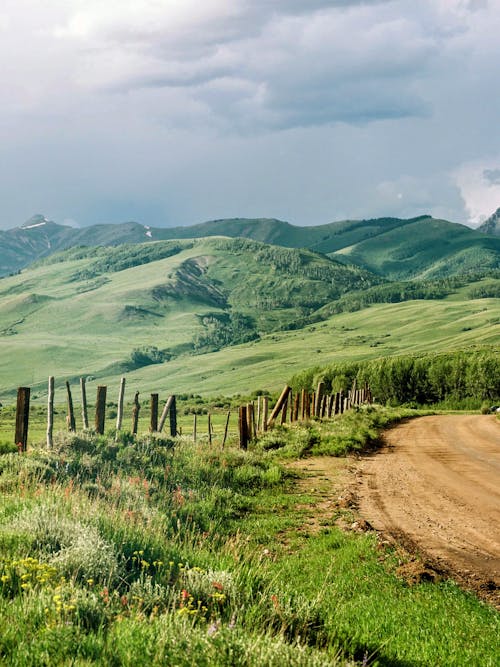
[0,407,498,666]
[0,294,498,404]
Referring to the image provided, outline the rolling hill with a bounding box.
[0,237,380,396]
[2,214,500,280]
[0,232,498,400]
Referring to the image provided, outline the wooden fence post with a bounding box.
[262,396,269,432]
[208,412,212,446]
[222,411,231,448]
[247,402,256,439]
[169,396,177,437]
[132,391,140,435]
[95,386,107,435]
[280,397,288,425]
[239,406,249,450]
[267,385,292,429]
[193,413,197,443]
[158,395,174,433]
[256,396,261,434]
[66,381,76,432]
[47,376,54,449]
[315,382,325,417]
[292,392,300,422]
[15,387,30,452]
[116,377,126,431]
[150,393,159,432]
[80,377,89,430]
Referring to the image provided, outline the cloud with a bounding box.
[49,0,437,131]
[454,158,500,225]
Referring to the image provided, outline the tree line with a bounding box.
[290,348,500,407]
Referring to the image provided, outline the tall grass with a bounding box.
[0,409,498,665]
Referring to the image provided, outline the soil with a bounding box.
[288,415,500,608]
[356,414,500,607]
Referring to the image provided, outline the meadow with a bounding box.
[1,407,499,666]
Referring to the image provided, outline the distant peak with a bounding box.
[21,214,52,229]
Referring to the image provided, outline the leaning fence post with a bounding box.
[222,410,231,448]
[116,377,126,431]
[66,381,76,432]
[267,385,292,429]
[80,377,89,430]
[15,387,30,452]
[158,395,174,433]
[47,376,54,449]
[95,385,107,435]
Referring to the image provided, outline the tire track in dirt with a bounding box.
[357,415,500,604]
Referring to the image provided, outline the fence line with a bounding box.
[10,377,372,452]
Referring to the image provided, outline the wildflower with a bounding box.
[207,622,219,636]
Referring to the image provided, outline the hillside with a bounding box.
[2,214,500,281]
[330,216,500,279]
[0,237,379,395]
[0,233,498,398]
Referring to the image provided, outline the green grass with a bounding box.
[0,408,498,665]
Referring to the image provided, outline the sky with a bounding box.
[1,0,499,230]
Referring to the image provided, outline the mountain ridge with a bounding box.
[1,213,500,280]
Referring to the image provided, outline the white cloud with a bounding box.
[454,158,500,226]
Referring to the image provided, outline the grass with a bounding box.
[0,406,498,666]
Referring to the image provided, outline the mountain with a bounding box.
[478,208,500,236]
[0,237,380,393]
[1,214,500,280]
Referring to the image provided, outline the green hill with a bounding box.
[3,214,500,281]
[0,233,498,399]
[0,237,380,396]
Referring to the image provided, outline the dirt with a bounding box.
[356,414,500,607]
[288,415,500,608]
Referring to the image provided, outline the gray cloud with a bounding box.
[0,0,499,229]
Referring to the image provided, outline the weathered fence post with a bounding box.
[15,387,30,452]
[222,410,231,448]
[267,385,292,429]
[47,376,54,449]
[158,395,174,433]
[293,392,300,422]
[193,413,197,443]
[95,385,107,435]
[247,402,256,439]
[80,377,89,430]
[262,396,269,432]
[169,396,177,437]
[256,396,261,434]
[300,389,307,420]
[132,391,140,435]
[280,397,288,425]
[116,377,126,431]
[238,406,249,450]
[150,393,159,432]
[208,412,212,446]
[315,382,325,418]
[66,381,76,432]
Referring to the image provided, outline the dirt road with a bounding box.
[358,415,500,600]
